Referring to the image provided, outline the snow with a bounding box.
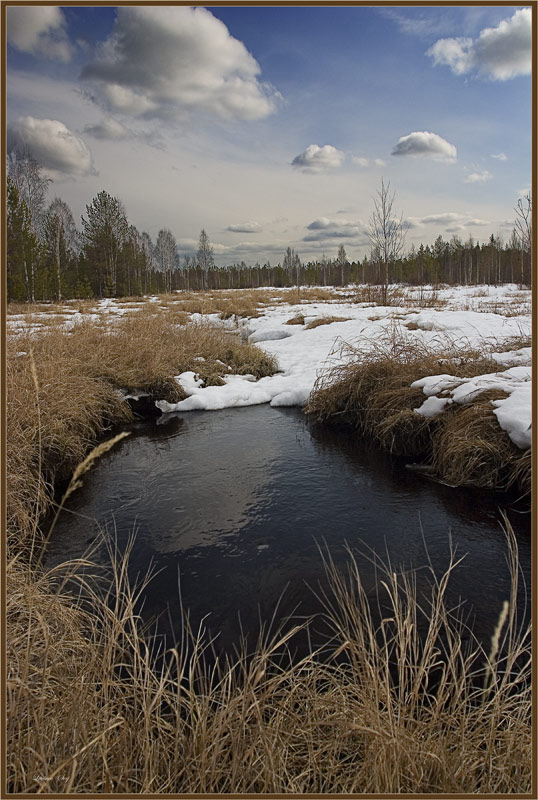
[413,366,531,448]
[155,286,531,451]
[7,284,531,450]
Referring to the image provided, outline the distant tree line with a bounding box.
[6,150,532,303]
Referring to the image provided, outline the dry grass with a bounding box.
[6,312,277,550]
[285,313,305,325]
[353,285,447,309]
[305,316,352,330]
[6,525,531,793]
[430,389,519,489]
[305,332,531,491]
[6,296,532,793]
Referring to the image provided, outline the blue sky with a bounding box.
[5,4,533,266]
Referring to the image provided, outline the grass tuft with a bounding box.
[305,331,530,490]
[305,316,351,330]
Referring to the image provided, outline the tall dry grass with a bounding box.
[6,312,277,551]
[6,525,531,793]
[6,296,532,794]
[305,331,531,495]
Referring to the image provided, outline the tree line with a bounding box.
[6,150,532,303]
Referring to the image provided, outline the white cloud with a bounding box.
[291,144,345,173]
[426,9,531,80]
[304,217,365,242]
[83,117,131,141]
[352,156,387,168]
[392,131,457,161]
[226,221,262,233]
[80,6,280,122]
[490,152,507,161]
[464,170,492,184]
[7,116,94,177]
[6,6,73,62]
[406,212,490,228]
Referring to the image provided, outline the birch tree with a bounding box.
[197,229,214,289]
[367,179,406,303]
[155,228,177,293]
[43,198,79,301]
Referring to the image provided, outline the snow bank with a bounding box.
[412,366,532,449]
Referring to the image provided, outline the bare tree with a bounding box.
[367,178,406,303]
[513,193,532,287]
[197,229,214,289]
[7,148,51,236]
[43,198,79,301]
[155,228,177,293]
[336,244,348,286]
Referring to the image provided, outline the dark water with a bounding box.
[45,404,531,658]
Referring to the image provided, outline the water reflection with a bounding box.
[45,404,531,658]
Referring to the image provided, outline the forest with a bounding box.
[6,150,532,303]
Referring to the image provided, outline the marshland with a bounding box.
[5,3,534,790]
[6,283,532,793]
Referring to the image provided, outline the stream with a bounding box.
[45,404,531,659]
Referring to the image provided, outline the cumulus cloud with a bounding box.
[392,131,457,161]
[291,144,345,173]
[304,217,365,242]
[80,6,280,122]
[490,152,507,161]
[7,116,94,177]
[6,6,73,62]
[226,221,262,234]
[83,117,132,140]
[426,8,531,80]
[352,156,387,167]
[464,170,492,184]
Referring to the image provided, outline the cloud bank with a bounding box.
[7,116,94,177]
[392,131,457,161]
[291,144,345,173]
[6,6,73,62]
[80,6,280,121]
[426,8,531,81]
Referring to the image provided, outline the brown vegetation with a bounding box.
[353,285,447,308]
[305,315,351,330]
[5,296,532,794]
[305,332,531,494]
[6,311,277,550]
[285,313,305,325]
[6,530,530,793]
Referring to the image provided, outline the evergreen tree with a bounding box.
[81,191,128,297]
[6,178,41,302]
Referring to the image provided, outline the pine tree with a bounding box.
[6,178,41,302]
[81,191,128,297]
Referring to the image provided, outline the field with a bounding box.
[5,284,533,793]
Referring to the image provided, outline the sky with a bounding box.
[5,4,533,266]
